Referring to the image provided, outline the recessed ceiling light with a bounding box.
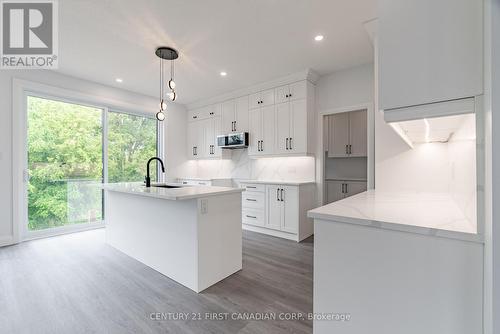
[220,71,227,77]
[115,78,123,83]
[314,35,324,41]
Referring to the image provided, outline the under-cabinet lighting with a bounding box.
[220,71,227,77]
[115,78,123,83]
[314,35,324,41]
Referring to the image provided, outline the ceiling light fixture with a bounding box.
[314,35,324,41]
[220,71,227,77]
[155,46,179,121]
[115,78,123,83]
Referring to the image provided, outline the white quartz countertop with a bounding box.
[239,179,316,186]
[308,190,482,243]
[103,182,243,201]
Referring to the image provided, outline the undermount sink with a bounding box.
[151,184,182,189]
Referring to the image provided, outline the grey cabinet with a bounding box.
[328,110,367,158]
[326,180,367,204]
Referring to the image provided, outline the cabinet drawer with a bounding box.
[241,183,265,193]
[242,192,265,209]
[242,209,265,227]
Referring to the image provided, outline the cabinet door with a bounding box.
[326,181,345,204]
[221,99,236,134]
[235,96,249,133]
[275,102,290,154]
[345,181,367,198]
[378,0,483,110]
[328,112,349,158]
[187,121,197,159]
[212,117,223,157]
[249,92,261,110]
[260,89,275,106]
[198,118,210,158]
[288,81,307,101]
[282,186,298,233]
[248,109,262,156]
[275,85,289,104]
[193,120,205,158]
[349,109,367,157]
[289,99,307,154]
[261,105,275,155]
[266,185,282,231]
[188,109,201,121]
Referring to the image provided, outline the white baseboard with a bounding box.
[243,224,300,242]
[0,235,15,247]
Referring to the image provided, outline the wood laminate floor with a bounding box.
[0,229,313,334]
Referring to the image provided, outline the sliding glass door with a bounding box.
[26,95,159,235]
[27,96,104,231]
[107,111,158,183]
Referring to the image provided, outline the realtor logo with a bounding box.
[1,0,58,68]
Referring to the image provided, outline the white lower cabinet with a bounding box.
[267,185,298,233]
[241,182,316,242]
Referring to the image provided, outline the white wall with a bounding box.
[0,70,186,246]
[316,63,374,111]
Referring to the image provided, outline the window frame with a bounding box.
[13,79,163,242]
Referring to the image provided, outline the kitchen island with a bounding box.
[104,183,244,293]
[308,190,483,334]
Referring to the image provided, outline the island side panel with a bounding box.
[314,219,483,334]
[105,190,199,291]
[197,193,243,292]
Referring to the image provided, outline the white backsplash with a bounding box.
[179,150,316,182]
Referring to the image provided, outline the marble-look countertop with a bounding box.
[308,190,482,243]
[239,179,316,186]
[103,182,243,201]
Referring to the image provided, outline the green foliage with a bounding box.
[27,96,157,231]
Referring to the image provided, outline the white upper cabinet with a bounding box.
[249,88,275,109]
[188,79,315,159]
[221,96,249,134]
[275,81,307,104]
[221,99,236,134]
[378,0,483,110]
[249,105,275,156]
[234,96,249,133]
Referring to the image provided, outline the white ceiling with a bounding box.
[57,0,376,105]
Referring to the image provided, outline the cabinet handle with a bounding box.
[345,144,348,155]
[261,141,264,151]
[290,138,293,150]
[349,144,352,155]
[246,198,257,202]
[276,188,280,201]
[246,215,257,219]
[280,188,284,202]
[289,93,292,98]
[345,183,348,194]
[234,121,237,131]
[341,183,345,194]
[192,147,195,156]
[286,138,289,150]
[193,115,197,119]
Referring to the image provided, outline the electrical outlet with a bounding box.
[200,199,208,214]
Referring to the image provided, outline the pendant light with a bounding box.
[155,46,179,121]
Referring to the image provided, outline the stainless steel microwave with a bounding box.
[217,132,249,149]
